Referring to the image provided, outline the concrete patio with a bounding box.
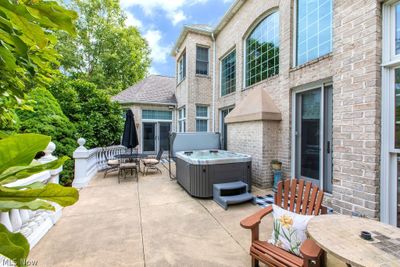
[29,167,273,267]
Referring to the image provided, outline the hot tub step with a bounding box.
[214,193,254,210]
[213,181,252,210]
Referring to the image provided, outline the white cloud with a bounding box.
[120,0,208,25]
[143,29,172,65]
[125,12,143,29]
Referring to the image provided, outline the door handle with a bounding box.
[327,141,331,154]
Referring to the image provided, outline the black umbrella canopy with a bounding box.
[122,109,139,151]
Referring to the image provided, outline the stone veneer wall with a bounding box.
[174,0,383,218]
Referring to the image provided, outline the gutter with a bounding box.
[211,33,216,132]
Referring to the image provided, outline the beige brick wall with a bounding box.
[173,0,382,218]
[175,32,214,132]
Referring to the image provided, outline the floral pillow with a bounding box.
[268,204,314,256]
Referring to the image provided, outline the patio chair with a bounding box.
[118,160,139,183]
[240,179,327,267]
[142,149,163,175]
[103,149,120,178]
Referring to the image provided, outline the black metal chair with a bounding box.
[118,160,139,183]
[142,149,163,175]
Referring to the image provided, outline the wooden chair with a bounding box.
[240,179,327,267]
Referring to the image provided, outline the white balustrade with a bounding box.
[73,138,127,188]
[0,141,64,250]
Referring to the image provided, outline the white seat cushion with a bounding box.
[120,163,137,169]
[143,159,159,164]
[108,159,119,165]
[268,204,314,256]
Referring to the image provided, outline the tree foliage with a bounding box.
[57,0,151,95]
[0,0,77,127]
[16,87,77,185]
[50,78,124,148]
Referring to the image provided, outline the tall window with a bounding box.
[196,46,209,75]
[178,52,186,83]
[178,107,186,132]
[382,1,400,226]
[296,0,332,66]
[221,50,236,96]
[196,105,208,132]
[245,11,279,87]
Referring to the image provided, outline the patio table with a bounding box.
[307,214,400,267]
[115,153,148,173]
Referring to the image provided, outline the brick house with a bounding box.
[115,0,400,227]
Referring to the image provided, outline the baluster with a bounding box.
[0,212,13,231]
[20,209,30,225]
[10,209,22,232]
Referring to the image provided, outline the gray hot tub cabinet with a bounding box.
[175,151,252,198]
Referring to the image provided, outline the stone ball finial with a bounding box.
[44,142,56,155]
[78,138,86,147]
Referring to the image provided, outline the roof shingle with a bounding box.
[112,75,177,105]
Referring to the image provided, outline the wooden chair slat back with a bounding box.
[295,179,305,214]
[301,182,312,215]
[275,179,324,215]
[307,185,319,215]
[283,179,290,209]
[289,179,297,212]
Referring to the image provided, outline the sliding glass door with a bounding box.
[294,84,333,192]
[142,122,171,154]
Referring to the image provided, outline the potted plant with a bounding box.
[271,160,282,171]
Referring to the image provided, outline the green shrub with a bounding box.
[50,78,123,148]
[17,88,77,185]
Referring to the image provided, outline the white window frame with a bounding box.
[293,0,333,67]
[381,0,400,226]
[178,107,186,133]
[242,9,279,90]
[220,48,236,97]
[141,109,173,122]
[195,105,209,132]
[177,52,186,83]
[196,45,210,76]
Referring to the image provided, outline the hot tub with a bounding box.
[175,150,252,198]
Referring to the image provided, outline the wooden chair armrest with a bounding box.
[240,205,273,229]
[300,239,323,261]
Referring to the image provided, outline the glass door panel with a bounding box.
[324,85,333,193]
[296,89,321,183]
[221,107,234,150]
[143,123,156,153]
[159,122,171,151]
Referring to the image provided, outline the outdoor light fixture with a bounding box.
[168,105,175,110]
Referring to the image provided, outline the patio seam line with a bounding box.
[196,200,248,253]
[137,179,146,267]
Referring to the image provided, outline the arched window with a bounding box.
[245,11,279,87]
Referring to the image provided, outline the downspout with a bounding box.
[211,32,216,132]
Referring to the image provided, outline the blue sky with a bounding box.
[121,0,234,77]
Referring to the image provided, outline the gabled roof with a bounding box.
[171,24,213,56]
[112,75,177,106]
[171,0,247,56]
[225,87,281,124]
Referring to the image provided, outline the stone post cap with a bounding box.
[73,137,89,158]
[39,141,57,163]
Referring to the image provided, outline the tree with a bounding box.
[57,0,151,95]
[0,0,77,128]
[17,88,77,185]
[49,78,124,148]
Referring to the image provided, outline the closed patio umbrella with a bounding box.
[122,109,139,153]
